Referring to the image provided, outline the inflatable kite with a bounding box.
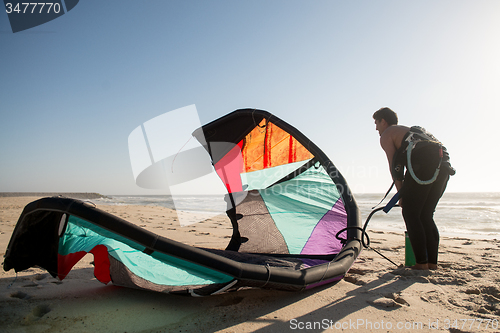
[3,109,362,296]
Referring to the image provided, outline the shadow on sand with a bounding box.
[0,265,424,333]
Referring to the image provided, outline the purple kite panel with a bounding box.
[300,198,347,255]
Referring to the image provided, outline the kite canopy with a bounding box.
[3,109,362,296]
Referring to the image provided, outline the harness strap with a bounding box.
[406,141,442,185]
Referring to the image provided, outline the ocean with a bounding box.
[95,192,500,240]
[356,192,500,239]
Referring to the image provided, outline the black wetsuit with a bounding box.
[396,127,454,265]
[401,168,449,265]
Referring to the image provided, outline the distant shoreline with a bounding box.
[0,192,108,199]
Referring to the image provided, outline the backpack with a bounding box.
[374,126,455,212]
[392,126,454,185]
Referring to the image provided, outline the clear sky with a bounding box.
[1,0,499,195]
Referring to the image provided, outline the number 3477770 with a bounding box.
[5,3,62,14]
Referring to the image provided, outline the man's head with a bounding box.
[373,107,398,125]
[373,107,398,136]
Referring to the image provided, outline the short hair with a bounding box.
[373,107,398,125]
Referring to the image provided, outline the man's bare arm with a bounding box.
[380,129,403,191]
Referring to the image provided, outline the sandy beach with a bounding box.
[1,196,499,332]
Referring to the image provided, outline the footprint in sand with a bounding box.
[481,252,495,258]
[348,268,368,276]
[344,268,370,285]
[216,296,244,307]
[479,285,500,303]
[10,291,31,300]
[391,267,432,277]
[344,275,360,285]
[368,294,408,309]
[32,304,51,318]
[33,273,48,281]
[465,288,481,295]
[439,262,453,268]
[420,290,443,304]
[384,292,410,306]
[428,275,469,286]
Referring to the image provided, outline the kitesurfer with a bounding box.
[373,107,453,270]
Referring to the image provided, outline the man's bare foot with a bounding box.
[410,263,429,270]
[428,263,438,270]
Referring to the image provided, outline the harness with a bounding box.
[375,126,455,212]
[393,126,446,185]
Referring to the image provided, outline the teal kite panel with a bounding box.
[59,216,233,286]
[259,164,341,254]
[241,159,312,191]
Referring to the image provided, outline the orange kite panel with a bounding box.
[241,119,313,173]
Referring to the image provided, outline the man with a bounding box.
[373,107,453,270]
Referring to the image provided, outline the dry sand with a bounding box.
[1,196,499,332]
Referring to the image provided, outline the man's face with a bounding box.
[374,119,388,136]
